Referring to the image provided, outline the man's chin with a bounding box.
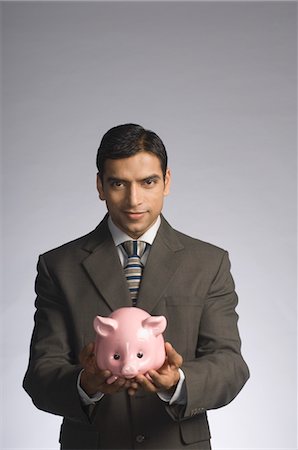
[124,224,149,239]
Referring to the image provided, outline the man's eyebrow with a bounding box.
[106,177,126,183]
[107,177,125,181]
[106,174,162,183]
[141,174,162,181]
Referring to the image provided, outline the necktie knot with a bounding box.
[122,240,147,259]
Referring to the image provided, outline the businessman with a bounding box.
[23,123,249,450]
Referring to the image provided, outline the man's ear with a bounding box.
[96,173,106,200]
[163,168,171,197]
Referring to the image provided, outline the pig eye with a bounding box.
[137,352,143,359]
[113,353,120,360]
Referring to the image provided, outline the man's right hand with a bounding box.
[79,342,138,396]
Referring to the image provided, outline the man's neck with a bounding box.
[108,216,161,246]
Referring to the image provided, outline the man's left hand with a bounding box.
[129,342,183,396]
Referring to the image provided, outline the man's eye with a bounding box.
[113,353,120,360]
[137,352,143,359]
[144,178,156,186]
[111,181,124,188]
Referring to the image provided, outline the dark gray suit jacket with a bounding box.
[23,215,249,449]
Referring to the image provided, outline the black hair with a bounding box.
[96,123,168,180]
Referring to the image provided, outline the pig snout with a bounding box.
[121,364,138,378]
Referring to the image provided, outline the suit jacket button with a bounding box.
[136,435,145,443]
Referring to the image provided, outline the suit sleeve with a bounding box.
[167,251,249,420]
[23,255,91,424]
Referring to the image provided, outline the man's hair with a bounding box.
[96,123,168,180]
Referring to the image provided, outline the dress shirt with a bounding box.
[108,215,160,266]
[78,215,186,406]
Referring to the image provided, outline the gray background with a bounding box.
[1,1,297,449]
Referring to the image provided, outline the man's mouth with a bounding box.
[124,211,146,220]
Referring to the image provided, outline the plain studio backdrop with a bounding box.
[1,1,297,449]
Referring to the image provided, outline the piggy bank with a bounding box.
[93,307,167,383]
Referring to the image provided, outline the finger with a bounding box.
[79,342,95,365]
[148,368,180,391]
[165,342,183,367]
[127,386,138,396]
[113,377,126,388]
[100,369,112,380]
[129,381,139,390]
[146,370,164,388]
[105,374,119,385]
[135,374,157,393]
[100,376,126,393]
[122,379,138,389]
[126,380,139,396]
[80,367,111,395]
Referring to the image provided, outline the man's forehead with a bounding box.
[103,153,163,173]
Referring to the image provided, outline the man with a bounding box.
[23,123,249,450]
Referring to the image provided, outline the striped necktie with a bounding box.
[122,240,148,306]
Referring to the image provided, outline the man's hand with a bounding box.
[79,342,138,396]
[131,342,183,396]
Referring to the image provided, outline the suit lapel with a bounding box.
[81,215,185,313]
[81,216,131,312]
[137,217,185,313]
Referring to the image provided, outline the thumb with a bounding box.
[165,342,183,368]
[79,342,95,365]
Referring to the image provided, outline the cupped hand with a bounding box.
[79,342,138,396]
[132,342,183,395]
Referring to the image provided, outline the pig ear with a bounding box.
[93,316,118,337]
[142,316,167,336]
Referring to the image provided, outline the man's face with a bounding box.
[97,151,171,239]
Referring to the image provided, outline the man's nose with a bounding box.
[127,185,142,207]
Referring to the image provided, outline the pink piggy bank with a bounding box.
[93,307,167,383]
